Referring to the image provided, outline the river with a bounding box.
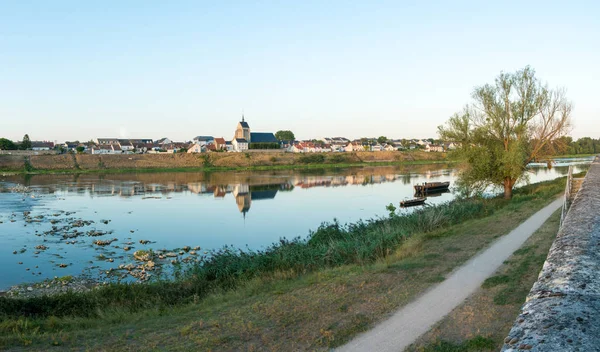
[0,158,593,289]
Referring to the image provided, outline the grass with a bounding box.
[0,177,568,351]
[409,208,563,352]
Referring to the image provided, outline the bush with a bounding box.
[298,154,325,164]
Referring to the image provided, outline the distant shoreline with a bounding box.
[0,151,449,175]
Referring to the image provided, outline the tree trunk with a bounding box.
[503,177,514,199]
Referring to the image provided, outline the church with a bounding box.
[232,116,278,151]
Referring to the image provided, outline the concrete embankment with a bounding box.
[502,156,600,351]
[0,151,445,173]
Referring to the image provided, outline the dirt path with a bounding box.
[339,198,563,352]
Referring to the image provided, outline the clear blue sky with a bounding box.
[1,0,598,142]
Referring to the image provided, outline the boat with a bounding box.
[400,197,427,207]
[414,181,450,195]
[414,188,449,198]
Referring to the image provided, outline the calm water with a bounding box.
[0,158,593,289]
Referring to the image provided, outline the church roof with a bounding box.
[250,132,278,143]
[239,121,249,128]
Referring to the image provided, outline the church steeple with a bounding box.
[242,114,245,123]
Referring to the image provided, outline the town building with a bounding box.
[232,115,278,150]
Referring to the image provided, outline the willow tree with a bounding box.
[439,66,572,199]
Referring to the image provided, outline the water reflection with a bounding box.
[1,164,457,217]
[0,158,593,289]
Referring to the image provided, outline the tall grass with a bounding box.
[0,177,566,322]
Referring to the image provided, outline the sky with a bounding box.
[1,0,598,143]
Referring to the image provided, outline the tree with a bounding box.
[377,136,388,144]
[439,66,572,199]
[20,134,32,150]
[275,130,295,141]
[0,138,16,150]
[75,146,85,154]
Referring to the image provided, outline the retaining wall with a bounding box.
[502,155,600,351]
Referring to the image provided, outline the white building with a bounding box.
[232,138,248,152]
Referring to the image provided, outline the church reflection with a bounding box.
[1,166,464,217]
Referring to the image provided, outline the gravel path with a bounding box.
[338,198,563,352]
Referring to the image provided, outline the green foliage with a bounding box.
[385,203,397,217]
[20,134,32,150]
[298,154,325,164]
[275,130,295,141]
[439,66,572,199]
[328,154,349,163]
[75,146,85,154]
[200,155,213,167]
[248,142,279,149]
[424,336,496,351]
[0,138,16,150]
[566,137,600,155]
[377,136,388,144]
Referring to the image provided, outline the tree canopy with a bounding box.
[0,138,16,150]
[377,136,388,144]
[439,66,572,199]
[20,134,32,150]
[275,130,295,141]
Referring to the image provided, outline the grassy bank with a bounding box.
[0,151,447,175]
[2,159,452,176]
[409,209,562,352]
[0,177,566,350]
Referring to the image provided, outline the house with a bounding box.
[187,144,203,154]
[96,138,120,145]
[91,145,113,155]
[371,143,383,152]
[132,143,159,154]
[289,143,306,153]
[155,137,172,145]
[383,144,396,151]
[425,144,444,152]
[345,142,366,152]
[129,139,153,144]
[30,141,55,151]
[193,136,214,146]
[117,139,134,152]
[445,142,458,150]
[330,137,350,146]
[232,138,248,152]
[214,138,227,150]
[62,142,79,151]
[164,143,189,153]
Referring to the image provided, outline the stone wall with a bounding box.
[502,155,600,351]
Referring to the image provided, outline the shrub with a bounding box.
[298,154,325,164]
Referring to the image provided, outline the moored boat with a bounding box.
[400,197,427,207]
[414,181,450,195]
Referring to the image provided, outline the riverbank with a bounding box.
[0,151,446,174]
[408,209,562,351]
[0,177,567,351]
